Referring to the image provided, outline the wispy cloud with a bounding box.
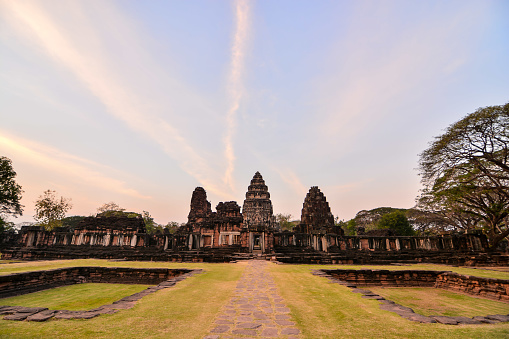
[325,178,374,195]
[275,168,308,197]
[1,0,230,199]
[0,132,149,199]
[317,1,486,143]
[223,0,251,192]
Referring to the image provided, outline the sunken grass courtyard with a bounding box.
[0,259,508,338]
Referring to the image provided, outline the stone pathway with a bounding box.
[205,260,301,338]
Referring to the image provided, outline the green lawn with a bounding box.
[0,259,508,339]
[0,260,244,339]
[0,283,150,311]
[270,263,509,339]
[0,259,204,276]
[368,286,509,317]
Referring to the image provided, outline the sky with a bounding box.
[1,0,508,225]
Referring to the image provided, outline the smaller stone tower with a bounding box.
[187,187,212,227]
[299,186,336,234]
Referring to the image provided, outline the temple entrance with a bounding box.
[250,233,264,254]
[253,235,261,249]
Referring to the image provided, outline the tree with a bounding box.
[97,202,125,216]
[61,215,86,228]
[96,202,139,218]
[142,210,157,234]
[164,221,184,234]
[275,213,293,231]
[417,103,509,249]
[0,156,23,217]
[377,210,414,236]
[34,190,72,230]
[406,207,479,236]
[350,207,409,233]
[420,104,508,179]
[0,215,15,232]
[343,219,357,236]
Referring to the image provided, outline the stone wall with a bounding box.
[273,233,488,253]
[0,246,240,262]
[0,267,192,299]
[321,269,509,301]
[323,269,442,287]
[435,272,509,301]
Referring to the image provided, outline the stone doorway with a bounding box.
[250,233,264,254]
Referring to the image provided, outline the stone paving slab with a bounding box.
[205,260,301,338]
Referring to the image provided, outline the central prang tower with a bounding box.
[242,171,275,230]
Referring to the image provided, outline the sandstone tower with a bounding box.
[187,187,212,225]
[242,171,275,230]
[299,186,335,233]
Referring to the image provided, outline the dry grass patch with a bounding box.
[368,287,509,317]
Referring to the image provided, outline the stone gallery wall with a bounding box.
[0,267,192,299]
[4,226,496,264]
[273,232,488,253]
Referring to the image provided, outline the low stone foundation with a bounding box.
[320,269,509,301]
[0,268,203,321]
[0,267,192,299]
[321,269,442,287]
[435,272,509,302]
[314,269,509,325]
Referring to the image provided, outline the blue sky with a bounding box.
[1,0,508,224]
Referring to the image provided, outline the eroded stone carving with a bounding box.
[297,186,341,234]
[242,171,275,230]
[187,187,212,225]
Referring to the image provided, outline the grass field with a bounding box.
[368,286,509,317]
[0,259,508,338]
[0,283,150,311]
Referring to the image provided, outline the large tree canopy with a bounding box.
[420,103,509,189]
[0,156,23,217]
[417,103,509,249]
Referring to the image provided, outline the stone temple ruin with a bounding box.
[1,171,505,265]
[295,186,341,235]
